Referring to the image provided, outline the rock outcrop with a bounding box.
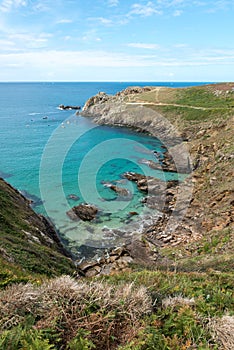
[67,203,98,221]
[59,104,81,110]
[103,183,132,200]
[76,238,166,277]
[81,89,183,146]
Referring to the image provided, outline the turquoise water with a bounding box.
[0,82,209,254]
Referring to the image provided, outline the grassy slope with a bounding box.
[0,83,233,349]
[128,83,234,272]
[0,178,74,287]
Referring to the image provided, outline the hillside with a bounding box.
[82,83,234,272]
[0,83,233,349]
[0,178,74,287]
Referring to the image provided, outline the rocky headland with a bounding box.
[0,83,233,349]
[78,83,234,275]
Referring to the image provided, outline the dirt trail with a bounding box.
[126,101,232,110]
[155,87,161,103]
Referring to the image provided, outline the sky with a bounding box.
[0,0,233,81]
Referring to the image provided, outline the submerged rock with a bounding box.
[103,182,132,200]
[67,194,80,201]
[109,185,131,197]
[66,203,98,221]
[19,190,44,207]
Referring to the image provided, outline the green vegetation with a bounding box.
[152,105,231,122]
[130,83,234,123]
[0,273,233,349]
[0,179,74,287]
[0,83,233,349]
[175,86,234,108]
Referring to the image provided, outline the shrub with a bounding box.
[0,276,151,349]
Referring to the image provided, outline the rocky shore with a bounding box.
[76,84,234,275]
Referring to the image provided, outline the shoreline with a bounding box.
[1,82,233,276]
[75,83,234,275]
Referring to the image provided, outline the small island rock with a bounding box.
[67,203,98,221]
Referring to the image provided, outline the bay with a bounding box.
[0,82,210,253]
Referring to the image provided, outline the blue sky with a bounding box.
[0,0,233,81]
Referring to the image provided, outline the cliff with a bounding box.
[82,83,234,272]
[0,178,74,286]
[0,84,233,349]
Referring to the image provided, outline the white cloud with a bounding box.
[0,0,27,13]
[130,2,162,17]
[32,1,50,12]
[4,32,53,50]
[205,0,233,13]
[82,29,102,42]
[88,17,113,25]
[173,43,188,48]
[56,19,73,24]
[173,9,183,15]
[98,17,113,25]
[0,38,15,48]
[155,0,186,8]
[127,43,160,49]
[63,36,71,41]
[0,48,233,73]
[107,0,119,7]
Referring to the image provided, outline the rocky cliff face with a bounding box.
[82,89,182,146]
[0,178,74,277]
[81,84,234,270]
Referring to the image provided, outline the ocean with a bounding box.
[0,82,210,255]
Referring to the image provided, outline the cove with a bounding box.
[0,82,192,257]
[39,113,180,256]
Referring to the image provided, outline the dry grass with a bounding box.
[0,276,152,349]
[209,315,234,350]
[161,295,195,309]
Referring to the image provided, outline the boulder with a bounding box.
[115,86,154,96]
[59,104,81,110]
[82,92,111,111]
[103,182,132,200]
[109,185,131,197]
[76,246,134,277]
[66,203,98,221]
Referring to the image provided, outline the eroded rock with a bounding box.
[67,203,98,221]
[59,104,81,110]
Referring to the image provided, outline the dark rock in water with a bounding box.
[100,197,116,202]
[139,157,179,173]
[59,104,81,110]
[67,194,80,201]
[123,171,167,194]
[77,245,106,260]
[123,171,146,182]
[128,211,138,216]
[66,203,98,221]
[109,185,131,197]
[19,190,44,207]
[103,182,132,201]
[138,158,162,170]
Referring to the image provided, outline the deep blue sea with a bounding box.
[0,82,211,254]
